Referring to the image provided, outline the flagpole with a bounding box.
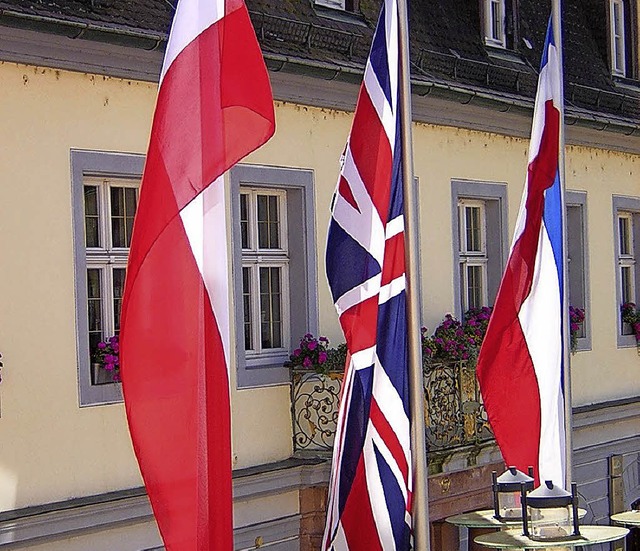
[397,0,431,547]
[551,0,573,488]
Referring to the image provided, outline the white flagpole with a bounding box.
[551,0,573,488]
[396,0,431,547]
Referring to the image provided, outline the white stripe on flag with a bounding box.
[180,176,231,369]
[161,0,226,82]
[519,223,564,486]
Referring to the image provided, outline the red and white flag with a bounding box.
[119,0,274,548]
[476,18,566,488]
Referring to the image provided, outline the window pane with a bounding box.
[124,187,138,247]
[84,186,100,247]
[257,194,280,249]
[490,0,502,41]
[240,194,250,249]
[242,267,253,350]
[111,186,137,248]
[269,195,280,248]
[466,206,482,252]
[113,268,126,332]
[259,267,283,349]
[111,187,126,248]
[621,266,634,305]
[87,268,103,359]
[619,215,631,255]
[467,265,483,310]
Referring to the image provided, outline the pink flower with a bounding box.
[318,351,327,364]
[308,340,317,351]
[303,357,312,368]
[293,348,301,357]
[97,342,106,350]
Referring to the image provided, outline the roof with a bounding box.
[1,0,639,122]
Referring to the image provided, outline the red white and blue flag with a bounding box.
[119,0,274,548]
[323,0,412,548]
[476,18,566,488]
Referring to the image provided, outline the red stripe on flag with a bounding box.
[476,99,559,484]
[349,86,392,225]
[340,456,384,551]
[339,296,379,354]
[370,398,409,487]
[120,3,274,549]
[122,213,233,549]
[338,175,360,212]
[381,232,405,286]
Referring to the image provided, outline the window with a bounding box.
[613,196,640,346]
[240,189,289,358]
[72,150,144,406]
[458,200,489,311]
[314,0,360,12]
[607,0,640,79]
[452,181,508,317]
[231,165,318,388]
[483,0,506,48]
[315,0,345,10]
[566,191,590,350]
[610,0,627,76]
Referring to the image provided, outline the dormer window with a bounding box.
[484,0,506,48]
[609,0,627,76]
[314,0,359,12]
[315,0,345,10]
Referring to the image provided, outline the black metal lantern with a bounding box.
[492,466,534,520]
[522,480,580,541]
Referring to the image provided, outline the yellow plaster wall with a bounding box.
[0,62,292,510]
[1,60,639,511]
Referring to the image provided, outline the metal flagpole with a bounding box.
[551,0,573,488]
[397,0,431,547]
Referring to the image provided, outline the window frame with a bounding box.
[315,0,346,11]
[566,191,591,352]
[609,0,628,77]
[71,150,145,407]
[458,199,490,311]
[483,0,507,48]
[230,165,318,389]
[451,180,508,319]
[240,188,291,358]
[613,195,640,348]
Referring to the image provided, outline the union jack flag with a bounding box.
[323,0,412,547]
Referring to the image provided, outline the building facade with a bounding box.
[0,0,639,549]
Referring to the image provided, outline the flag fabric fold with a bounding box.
[476,18,566,488]
[119,0,274,548]
[323,0,412,548]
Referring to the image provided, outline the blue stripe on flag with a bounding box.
[388,115,404,220]
[369,4,393,107]
[338,365,374,514]
[376,294,410,416]
[326,223,382,303]
[540,18,554,69]
[374,443,411,549]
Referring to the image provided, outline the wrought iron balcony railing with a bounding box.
[290,361,494,456]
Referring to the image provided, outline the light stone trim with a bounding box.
[0,460,330,548]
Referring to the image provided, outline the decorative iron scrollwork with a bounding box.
[290,361,493,455]
[290,369,343,452]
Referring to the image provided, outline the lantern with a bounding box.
[522,480,580,541]
[492,466,534,520]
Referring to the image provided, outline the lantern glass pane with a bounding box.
[529,505,571,540]
[498,491,522,519]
